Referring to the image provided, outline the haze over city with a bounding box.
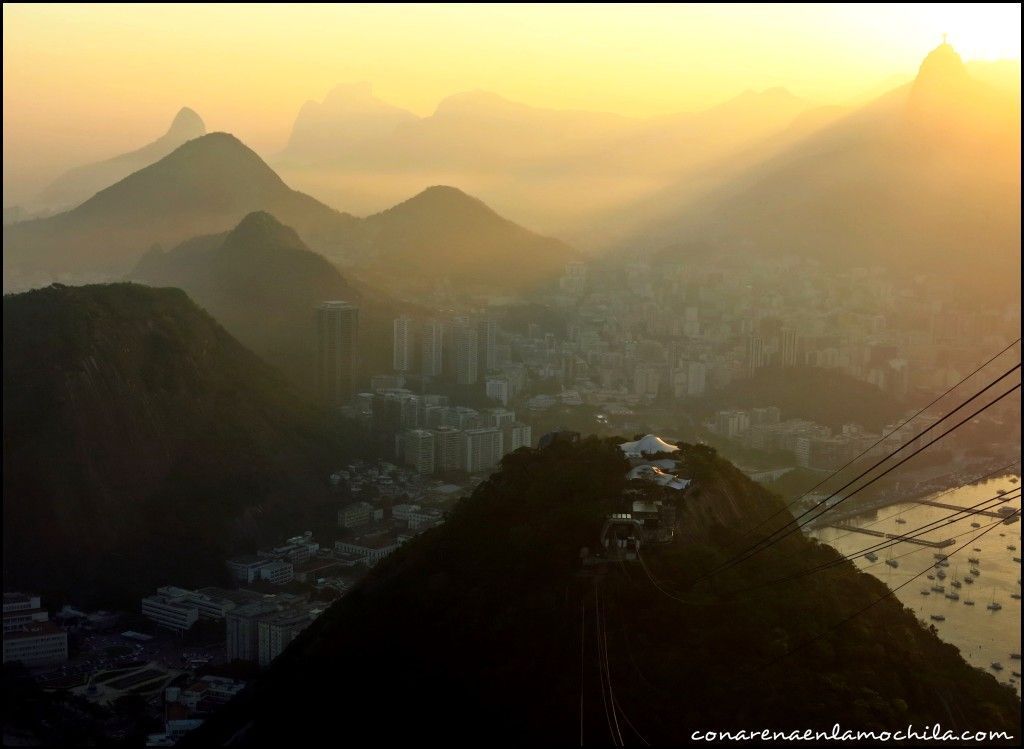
[2,3,1021,747]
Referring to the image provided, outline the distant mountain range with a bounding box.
[274,84,830,236]
[624,43,1021,293]
[37,107,207,211]
[4,131,575,296]
[2,283,353,604]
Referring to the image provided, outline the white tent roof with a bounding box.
[619,434,678,457]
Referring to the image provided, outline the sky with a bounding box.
[3,3,1021,202]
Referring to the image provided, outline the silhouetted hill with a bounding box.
[2,283,352,605]
[5,134,573,297]
[37,107,207,211]
[188,438,1020,745]
[635,44,1021,294]
[350,185,579,292]
[131,211,400,388]
[3,133,359,290]
[703,367,905,431]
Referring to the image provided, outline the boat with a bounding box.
[926,574,935,580]
[997,489,1007,495]
[1013,672,1022,679]
[885,559,899,568]
[970,568,981,576]
[936,559,950,567]
[964,576,974,584]
[968,556,980,564]
[930,614,945,622]
[1010,653,1022,660]
[920,590,930,596]
[1014,557,1022,563]
[1011,593,1022,600]
[1009,545,1018,551]
[931,585,945,593]
[936,570,946,579]
[971,522,982,528]
[864,552,879,563]
[987,602,1002,611]
[973,547,982,552]
[951,580,962,588]
[1011,477,1020,484]
[933,553,948,560]
[895,518,907,524]
[991,662,1003,671]
[963,600,975,606]
[945,592,959,600]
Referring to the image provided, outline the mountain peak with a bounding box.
[914,41,969,87]
[166,106,206,140]
[388,185,495,218]
[223,210,308,253]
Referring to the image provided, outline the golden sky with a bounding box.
[3,3,1020,201]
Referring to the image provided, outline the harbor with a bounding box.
[809,475,1022,695]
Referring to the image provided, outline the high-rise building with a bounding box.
[433,427,463,472]
[317,301,359,405]
[745,335,766,377]
[780,328,799,368]
[453,319,479,385]
[502,422,532,454]
[463,428,503,473]
[685,361,707,397]
[393,317,415,372]
[403,429,436,475]
[421,320,444,377]
[485,376,510,406]
[477,318,497,374]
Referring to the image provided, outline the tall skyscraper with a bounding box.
[453,318,479,385]
[476,318,497,375]
[745,334,766,377]
[393,317,414,372]
[780,328,799,368]
[316,301,359,405]
[421,320,444,377]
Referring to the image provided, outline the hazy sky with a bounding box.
[3,3,1020,202]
